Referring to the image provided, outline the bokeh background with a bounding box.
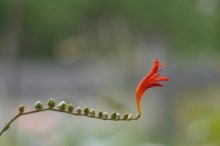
[0,0,220,146]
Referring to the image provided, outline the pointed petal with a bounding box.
[145,83,164,90]
[144,59,159,79]
[159,63,165,67]
[150,58,159,74]
[156,77,169,82]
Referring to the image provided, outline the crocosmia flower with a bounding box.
[136,59,168,113]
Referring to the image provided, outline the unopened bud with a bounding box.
[123,113,129,120]
[34,101,43,110]
[67,103,74,112]
[103,112,108,120]
[116,113,120,120]
[89,109,95,117]
[58,101,67,111]
[76,107,81,114]
[83,107,89,115]
[111,112,117,120]
[47,98,56,108]
[128,114,133,120]
[18,105,25,114]
[98,111,103,118]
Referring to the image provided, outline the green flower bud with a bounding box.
[76,107,81,114]
[98,111,103,118]
[89,109,95,117]
[123,113,129,120]
[116,113,120,120]
[18,105,25,114]
[128,114,133,120]
[134,113,141,120]
[111,112,117,120]
[58,101,67,111]
[34,101,43,110]
[83,107,90,115]
[47,98,56,108]
[67,103,74,112]
[103,112,108,120]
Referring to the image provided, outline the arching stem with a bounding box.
[0,108,141,137]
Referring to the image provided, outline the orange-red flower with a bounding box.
[136,58,168,113]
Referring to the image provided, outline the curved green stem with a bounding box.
[0,108,141,137]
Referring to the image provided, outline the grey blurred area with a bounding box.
[0,0,220,146]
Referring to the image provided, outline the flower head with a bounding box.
[136,58,168,113]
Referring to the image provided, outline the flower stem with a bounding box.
[0,107,141,137]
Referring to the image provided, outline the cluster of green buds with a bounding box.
[16,98,140,121]
[0,98,141,137]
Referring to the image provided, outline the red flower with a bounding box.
[136,59,168,113]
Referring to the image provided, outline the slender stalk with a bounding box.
[0,113,21,136]
[0,107,141,137]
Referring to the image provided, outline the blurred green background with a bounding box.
[0,0,220,146]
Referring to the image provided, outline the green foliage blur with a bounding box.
[0,0,219,58]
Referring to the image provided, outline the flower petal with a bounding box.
[156,77,169,82]
[144,59,159,80]
[135,58,168,113]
